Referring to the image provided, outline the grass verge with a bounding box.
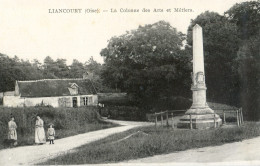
[42,121,260,165]
[0,106,118,149]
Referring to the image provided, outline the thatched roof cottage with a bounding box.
[3,78,98,107]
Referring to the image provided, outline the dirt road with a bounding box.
[2,119,260,165]
[0,120,152,165]
[125,136,260,163]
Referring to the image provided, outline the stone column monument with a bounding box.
[177,24,222,129]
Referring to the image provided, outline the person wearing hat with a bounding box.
[47,123,55,144]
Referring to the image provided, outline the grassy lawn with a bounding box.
[42,121,260,165]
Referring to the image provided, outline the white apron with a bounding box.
[35,119,46,143]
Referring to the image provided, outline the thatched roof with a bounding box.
[16,79,97,97]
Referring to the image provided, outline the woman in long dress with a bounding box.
[35,115,46,144]
[8,116,17,146]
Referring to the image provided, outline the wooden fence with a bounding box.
[154,110,186,128]
[154,108,243,129]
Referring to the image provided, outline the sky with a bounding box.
[0,0,251,65]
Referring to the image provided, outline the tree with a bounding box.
[43,56,57,78]
[0,53,18,92]
[69,59,85,78]
[224,1,260,120]
[55,58,69,78]
[101,21,191,107]
[235,29,260,120]
[84,57,113,93]
[43,57,69,78]
[0,53,44,92]
[187,11,240,105]
[225,1,260,40]
[32,59,42,70]
[85,56,102,76]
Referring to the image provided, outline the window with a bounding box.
[83,97,88,106]
[68,83,79,95]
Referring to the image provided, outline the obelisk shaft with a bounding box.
[190,24,210,110]
[193,24,205,75]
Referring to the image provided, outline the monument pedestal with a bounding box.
[177,86,222,129]
[177,108,222,129]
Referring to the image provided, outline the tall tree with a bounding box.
[43,57,69,78]
[224,1,260,120]
[101,21,191,107]
[235,35,260,120]
[69,59,85,78]
[43,56,57,78]
[0,53,44,92]
[225,1,260,40]
[85,56,102,76]
[55,58,69,78]
[84,57,113,93]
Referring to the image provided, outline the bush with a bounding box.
[100,106,147,121]
[154,96,192,110]
[0,106,116,149]
[98,96,193,121]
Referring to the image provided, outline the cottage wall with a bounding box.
[3,96,24,107]
[14,81,20,96]
[3,95,98,107]
[91,95,98,105]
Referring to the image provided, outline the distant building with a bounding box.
[3,78,98,107]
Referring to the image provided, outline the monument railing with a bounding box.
[154,110,187,128]
[154,108,243,129]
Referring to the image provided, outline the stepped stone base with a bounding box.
[177,107,222,129]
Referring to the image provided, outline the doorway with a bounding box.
[72,97,77,107]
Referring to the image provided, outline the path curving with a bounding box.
[2,119,259,165]
[0,119,152,165]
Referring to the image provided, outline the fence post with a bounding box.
[236,110,240,126]
[223,111,226,124]
[161,113,163,126]
[190,114,192,129]
[171,113,174,128]
[239,108,242,125]
[22,107,27,128]
[166,111,169,127]
[155,114,157,127]
[241,108,244,124]
[239,109,241,126]
[214,113,216,128]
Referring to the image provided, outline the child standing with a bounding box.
[47,124,55,144]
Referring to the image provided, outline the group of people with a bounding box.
[8,115,56,147]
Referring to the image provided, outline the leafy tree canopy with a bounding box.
[225,1,260,40]
[101,21,191,106]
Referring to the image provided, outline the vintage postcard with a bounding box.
[0,0,259,165]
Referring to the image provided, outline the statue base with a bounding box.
[177,107,222,129]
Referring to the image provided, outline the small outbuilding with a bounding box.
[3,78,98,107]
